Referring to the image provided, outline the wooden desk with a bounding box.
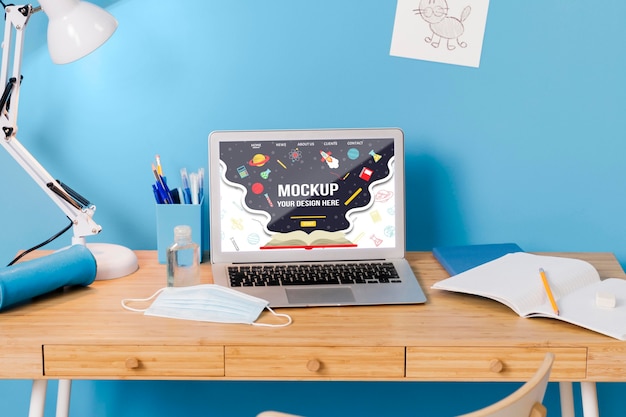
[1,251,625,416]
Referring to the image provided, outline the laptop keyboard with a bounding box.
[228,262,402,287]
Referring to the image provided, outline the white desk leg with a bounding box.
[56,379,72,417]
[28,380,47,417]
[559,382,575,417]
[581,382,599,417]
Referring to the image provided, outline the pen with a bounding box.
[155,179,170,204]
[152,184,161,204]
[198,167,204,203]
[189,172,199,205]
[169,187,181,204]
[152,163,173,204]
[180,168,192,204]
[539,268,559,316]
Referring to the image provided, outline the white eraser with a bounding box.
[596,291,616,309]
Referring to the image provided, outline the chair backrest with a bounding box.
[257,353,555,417]
[456,353,555,417]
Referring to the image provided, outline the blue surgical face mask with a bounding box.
[121,284,291,327]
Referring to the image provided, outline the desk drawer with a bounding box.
[44,345,224,378]
[226,346,405,378]
[588,346,626,381]
[406,347,586,381]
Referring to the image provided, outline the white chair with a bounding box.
[257,353,555,417]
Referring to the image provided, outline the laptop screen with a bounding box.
[209,129,406,264]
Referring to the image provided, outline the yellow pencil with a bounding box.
[155,154,163,176]
[539,268,559,316]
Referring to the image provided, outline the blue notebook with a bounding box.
[432,243,524,275]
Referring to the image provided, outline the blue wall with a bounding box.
[1,0,625,415]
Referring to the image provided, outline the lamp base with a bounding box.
[85,243,138,280]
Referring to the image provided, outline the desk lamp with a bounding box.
[1,0,138,280]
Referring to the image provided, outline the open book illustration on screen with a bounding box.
[432,252,626,340]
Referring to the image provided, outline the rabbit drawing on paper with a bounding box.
[414,0,471,50]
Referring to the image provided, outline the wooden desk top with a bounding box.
[1,251,625,382]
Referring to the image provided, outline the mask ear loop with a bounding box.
[121,287,167,312]
[252,306,293,327]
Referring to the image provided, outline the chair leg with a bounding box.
[530,402,547,417]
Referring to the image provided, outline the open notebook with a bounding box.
[433,252,626,340]
[208,128,426,307]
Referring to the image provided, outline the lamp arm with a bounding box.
[1,4,102,245]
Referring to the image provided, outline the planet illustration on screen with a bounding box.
[251,182,264,194]
[347,148,359,160]
[249,153,270,167]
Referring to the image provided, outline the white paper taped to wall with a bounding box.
[390,0,490,68]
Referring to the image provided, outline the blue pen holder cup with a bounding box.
[156,198,204,264]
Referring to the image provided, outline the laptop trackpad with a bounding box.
[286,287,356,305]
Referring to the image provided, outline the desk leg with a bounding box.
[28,380,47,417]
[581,382,599,417]
[56,379,72,417]
[559,382,575,417]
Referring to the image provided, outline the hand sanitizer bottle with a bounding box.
[166,225,200,287]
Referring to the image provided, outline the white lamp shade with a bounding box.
[38,0,118,64]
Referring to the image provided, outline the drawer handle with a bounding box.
[489,359,504,373]
[306,359,322,372]
[125,357,140,370]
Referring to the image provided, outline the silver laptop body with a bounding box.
[208,128,426,307]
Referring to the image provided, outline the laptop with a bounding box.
[208,128,427,307]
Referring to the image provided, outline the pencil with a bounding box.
[539,268,559,316]
[155,154,163,176]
